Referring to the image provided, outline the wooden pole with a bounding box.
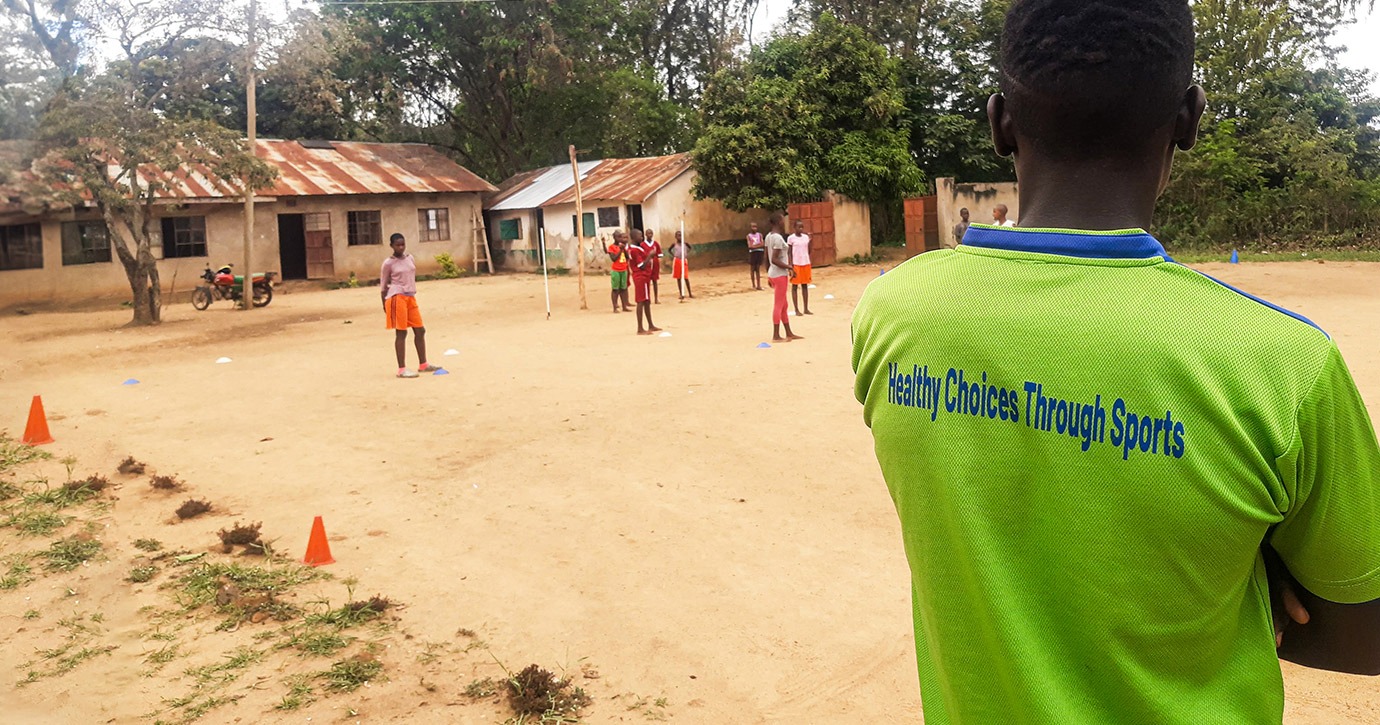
[241,0,257,311]
[568,145,587,310]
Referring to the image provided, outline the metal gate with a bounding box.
[786,200,837,267]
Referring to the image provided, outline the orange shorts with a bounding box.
[672,258,688,279]
[385,295,423,330]
[792,265,812,285]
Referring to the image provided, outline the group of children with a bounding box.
[606,227,694,335]
[603,213,816,342]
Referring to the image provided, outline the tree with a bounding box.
[1156,0,1380,247]
[692,13,923,211]
[25,0,275,325]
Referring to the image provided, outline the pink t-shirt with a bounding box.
[747,232,764,249]
[788,233,811,266]
[380,254,417,299]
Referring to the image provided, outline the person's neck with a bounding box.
[1012,156,1162,231]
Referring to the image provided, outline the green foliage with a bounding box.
[42,536,103,571]
[320,656,383,692]
[693,13,923,210]
[434,253,465,279]
[1155,2,1380,248]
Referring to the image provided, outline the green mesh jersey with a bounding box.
[851,226,1380,724]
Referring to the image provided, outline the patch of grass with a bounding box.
[174,499,212,520]
[134,538,163,552]
[0,434,51,474]
[19,642,117,685]
[42,535,103,571]
[842,252,881,265]
[320,654,383,692]
[276,675,316,711]
[283,629,352,657]
[22,481,98,509]
[149,474,182,491]
[0,481,22,500]
[4,510,71,536]
[128,565,159,583]
[306,596,393,629]
[1171,248,1380,264]
[118,456,147,475]
[181,694,239,721]
[186,646,262,687]
[23,609,40,620]
[1,558,34,590]
[171,561,322,612]
[507,664,593,721]
[465,676,500,699]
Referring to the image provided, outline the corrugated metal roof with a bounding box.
[486,161,602,211]
[258,140,496,197]
[106,140,498,202]
[542,153,690,206]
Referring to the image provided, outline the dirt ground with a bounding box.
[1,257,1377,724]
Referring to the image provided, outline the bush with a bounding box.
[435,253,465,279]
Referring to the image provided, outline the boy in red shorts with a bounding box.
[380,233,438,378]
[670,229,693,300]
[628,229,661,335]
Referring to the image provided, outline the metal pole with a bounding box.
[680,217,687,298]
[568,145,587,310]
[241,0,257,311]
[540,227,551,319]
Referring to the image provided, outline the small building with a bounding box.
[484,153,768,271]
[0,140,496,308]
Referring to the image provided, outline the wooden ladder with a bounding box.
[472,210,494,274]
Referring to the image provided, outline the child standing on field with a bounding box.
[766,213,801,342]
[607,232,633,313]
[788,219,812,316]
[645,228,663,304]
[670,230,693,301]
[381,233,438,378]
[747,222,765,290]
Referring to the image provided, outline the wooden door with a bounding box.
[904,196,939,258]
[304,212,335,279]
[787,200,836,267]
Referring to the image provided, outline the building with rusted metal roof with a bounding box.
[1,139,496,308]
[484,153,769,272]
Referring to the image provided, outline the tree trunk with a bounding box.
[105,204,162,326]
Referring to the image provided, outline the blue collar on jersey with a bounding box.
[961,224,1171,260]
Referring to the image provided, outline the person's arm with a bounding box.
[771,243,790,272]
[1269,344,1380,675]
[379,260,391,309]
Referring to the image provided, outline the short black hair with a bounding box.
[390,233,405,243]
[1000,0,1195,158]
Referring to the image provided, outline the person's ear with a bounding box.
[1175,85,1207,151]
[987,93,1017,158]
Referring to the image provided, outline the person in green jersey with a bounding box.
[851,2,1380,723]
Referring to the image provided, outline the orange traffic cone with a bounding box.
[22,395,54,445]
[302,516,335,566]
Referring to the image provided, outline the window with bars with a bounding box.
[160,216,207,258]
[417,208,450,242]
[348,210,382,246]
[61,221,112,265]
[597,206,619,227]
[0,222,43,271]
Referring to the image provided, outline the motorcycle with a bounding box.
[191,265,276,310]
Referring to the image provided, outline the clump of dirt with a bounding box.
[175,499,212,520]
[63,475,109,494]
[150,475,184,492]
[117,456,146,475]
[217,522,263,554]
[347,596,393,616]
[507,664,592,719]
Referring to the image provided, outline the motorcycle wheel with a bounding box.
[252,284,273,308]
[191,287,213,311]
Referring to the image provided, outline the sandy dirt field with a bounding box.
[0,257,1377,724]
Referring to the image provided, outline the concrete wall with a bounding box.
[829,192,873,261]
[935,178,1020,248]
[0,191,484,308]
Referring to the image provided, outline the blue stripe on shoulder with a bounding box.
[1180,265,1330,340]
